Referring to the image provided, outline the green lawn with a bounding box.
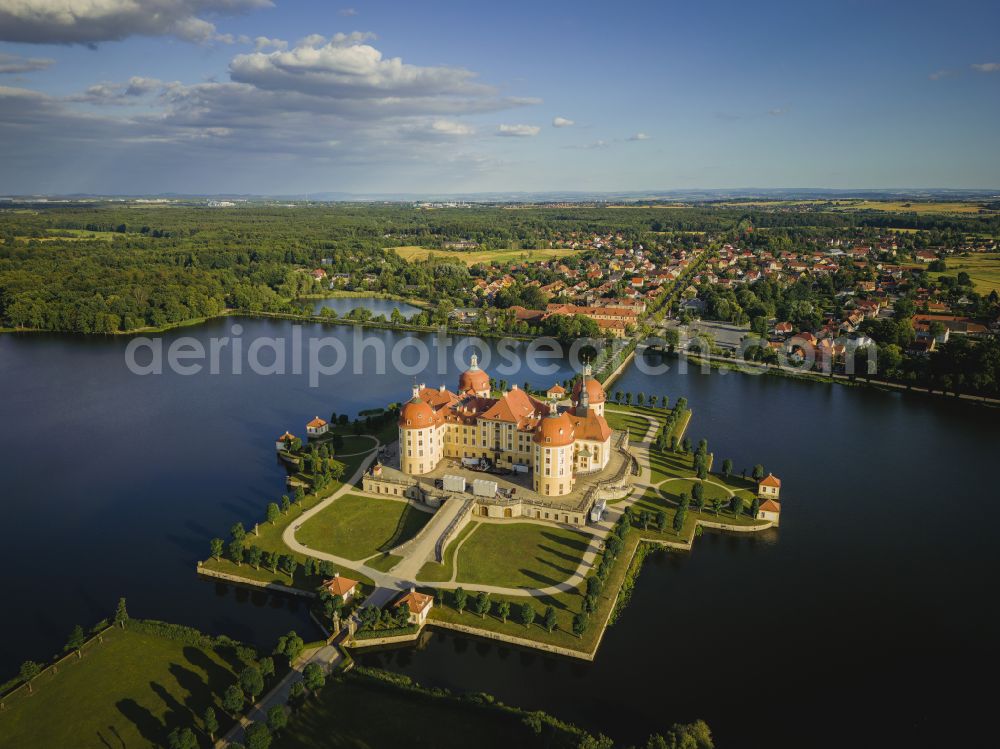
[274,671,584,749]
[454,522,593,589]
[938,252,1000,294]
[297,494,433,561]
[604,404,666,442]
[0,626,253,749]
[199,451,376,588]
[416,521,478,582]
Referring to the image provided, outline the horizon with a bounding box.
[1,0,999,194]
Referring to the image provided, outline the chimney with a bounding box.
[409,586,416,593]
[334,572,340,578]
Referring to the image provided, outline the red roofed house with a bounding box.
[758,473,781,500]
[275,431,296,452]
[757,498,782,526]
[321,573,359,602]
[546,383,567,400]
[306,416,329,437]
[395,587,434,625]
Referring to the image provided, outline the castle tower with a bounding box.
[572,363,606,416]
[457,353,490,397]
[399,384,440,475]
[533,411,575,497]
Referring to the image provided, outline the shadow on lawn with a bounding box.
[539,531,590,553]
[115,697,163,746]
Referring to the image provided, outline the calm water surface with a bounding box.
[300,296,423,319]
[1,332,996,748]
[358,349,1000,748]
[0,316,572,672]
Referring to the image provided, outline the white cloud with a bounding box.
[69,76,166,104]
[627,132,650,141]
[971,62,1000,73]
[552,116,574,127]
[497,123,540,137]
[339,7,359,16]
[254,36,288,52]
[230,35,493,99]
[0,53,54,74]
[928,69,953,81]
[0,0,271,45]
[431,119,475,136]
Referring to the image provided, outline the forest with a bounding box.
[1,201,998,334]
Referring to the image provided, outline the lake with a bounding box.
[299,296,423,319]
[1,328,997,748]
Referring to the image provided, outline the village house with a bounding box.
[395,588,434,625]
[275,431,296,451]
[321,573,358,602]
[306,416,329,437]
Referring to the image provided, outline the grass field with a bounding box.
[938,252,1000,294]
[274,672,583,749]
[834,200,994,214]
[416,521,477,582]
[0,626,252,749]
[454,522,593,589]
[604,404,665,442]
[297,494,433,561]
[391,245,577,266]
[199,450,376,588]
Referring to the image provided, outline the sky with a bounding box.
[0,0,998,195]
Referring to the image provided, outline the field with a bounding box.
[391,245,577,266]
[274,671,583,749]
[454,522,593,589]
[833,200,994,214]
[297,494,433,561]
[0,626,252,749]
[938,252,1000,294]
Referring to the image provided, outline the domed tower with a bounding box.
[457,353,490,397]
[572,363,606,416]
[399,384,440,475]
[533,411,575,497]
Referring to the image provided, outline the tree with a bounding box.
[210,537,224,560]
[267,705,287,735]
[245,721,272,749]
[275,631,304,666]
[543,605,558,633]
[614,390,623,404]
[19,661,40,693]
[637,392,646,406]
[711,498,724,516]
[474,591,490,619]
[231,522,247,545]
[673,507,687,533]
[625,392,633,406]
[246,545,263,570]
[229,540,244,566]
[281,495,291,514]
[167,727,198,749]
[65,625,86,659]
[240,665,265,703]
[750,497,760,519]
[303,662,325,694]
[656,511,667,532]
[721,459,733,478]
[259,656,275,681]
[222,684,245,715]
[730,495,745,518]
[114,597,129,629]
[752,464,765,481]
[496,599,511,623]
[572,612,588,638]
[204,706,219,741]
[520,602,536,629]
[453,587,468,615]
[266,502,280,525]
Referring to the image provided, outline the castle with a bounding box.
[397,355,613,497]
